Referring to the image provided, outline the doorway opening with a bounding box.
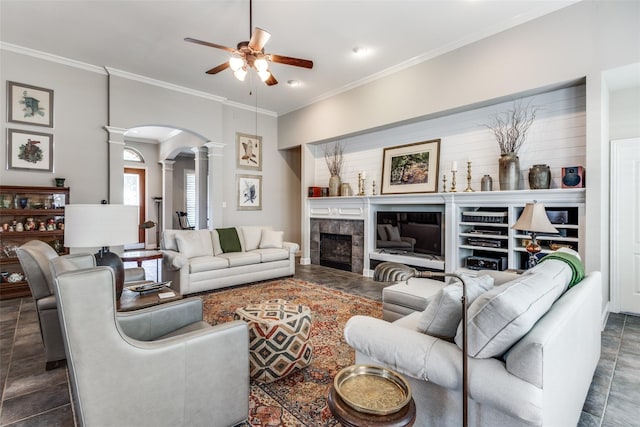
[124,167,146,247]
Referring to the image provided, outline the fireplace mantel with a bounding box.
[303,189,586,277]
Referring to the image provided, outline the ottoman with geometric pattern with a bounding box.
[234,299,313,383]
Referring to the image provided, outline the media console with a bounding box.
[305,189,585,277]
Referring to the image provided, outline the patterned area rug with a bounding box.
[200,278,382,427]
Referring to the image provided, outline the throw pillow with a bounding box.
[217,227,242,253]
[259,229,284,249]
[240,226,270,251]
[385,225,401,241]
[417,274,494,338]
[175,230,214,259]
[377,225,388,241]
[210,229,223,256]
[456,266,571,358]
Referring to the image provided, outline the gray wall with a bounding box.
[278,0,640,315]
[1,50,301,244]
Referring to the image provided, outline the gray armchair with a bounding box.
[53,265,250,427]
[16,240,147,370]
[16,241,96,369]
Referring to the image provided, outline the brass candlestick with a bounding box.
[450,170,457,192]
[357,173,365,196]
[442,174,448,192]
[464,161,474,192]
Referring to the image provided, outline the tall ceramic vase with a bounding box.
[328,175,341,196]
[499,153,520,191]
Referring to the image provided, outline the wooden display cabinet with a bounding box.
[0,185,69,300]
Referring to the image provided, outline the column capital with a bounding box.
[204,141,226,157]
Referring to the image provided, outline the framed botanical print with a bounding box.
[237,174,262,210]
[7,81,54,127]
[7,128,54,172]
[236,132,262,171]
[381,139,440,194]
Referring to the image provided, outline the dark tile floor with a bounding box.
[0,264,638,426]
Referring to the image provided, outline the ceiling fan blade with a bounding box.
[269,54,313,69]
[265,73,278,86]
[184,37,236,53]
[248,27,271,51]
[206,62,230,74]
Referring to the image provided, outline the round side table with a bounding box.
[327,385,416,427]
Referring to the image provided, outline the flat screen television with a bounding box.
[376,210,443,257]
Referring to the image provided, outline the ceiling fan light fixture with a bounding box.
[254,57,269,72]
[258,70,271,82]
[229,56,245,71]
[234,67,248,81]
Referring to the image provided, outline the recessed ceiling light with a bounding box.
[287,80,301,87]
[352,46,369,56]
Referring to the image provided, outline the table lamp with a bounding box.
[511,201,558,268]
[374,262,469,427]
[64,204,138,298]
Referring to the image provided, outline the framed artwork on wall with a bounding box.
[7,81,54,128]
[237,174,262,210]
[6,128,54,172]
[381,139,440,194]
[236,132,262,171]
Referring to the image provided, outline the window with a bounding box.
[124,147,144,163]
[185,170,196,228]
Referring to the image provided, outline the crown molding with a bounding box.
[2,42,277,116]
[0,42,106,74]
[281,2,579,115]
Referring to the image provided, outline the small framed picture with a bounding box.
[7,81,54,127]
[381,139,441,194]
[237,174,262,210]
[236,132,262,171]
[6,128,54,172]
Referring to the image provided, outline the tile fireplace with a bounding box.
[310,218,364,274]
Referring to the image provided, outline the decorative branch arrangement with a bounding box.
[483,100,539,155]
[324,141,344,176]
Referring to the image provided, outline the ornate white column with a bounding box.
[205,142,225,228]
[160,160,175,231]
[191,146,209,229]
[104,126,127,204]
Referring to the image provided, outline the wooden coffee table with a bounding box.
[327,385,416,427]
[117,283,181,312]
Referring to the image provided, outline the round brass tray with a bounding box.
[333,364,412,415]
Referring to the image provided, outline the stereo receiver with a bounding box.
[466,256,508,271]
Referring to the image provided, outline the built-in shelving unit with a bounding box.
[305,189,585,276]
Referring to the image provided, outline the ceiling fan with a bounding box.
[185,0,313,86]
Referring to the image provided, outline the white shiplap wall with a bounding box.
[312,85,586,193]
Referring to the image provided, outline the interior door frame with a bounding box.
[124,167,146,244]
[610,137,640,314]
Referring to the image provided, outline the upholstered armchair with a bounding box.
[52,264,250,427]
[16,240,146,369]
[16,241,96,369]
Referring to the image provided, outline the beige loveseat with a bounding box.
[346,251,601,426]
[161,226,299,295]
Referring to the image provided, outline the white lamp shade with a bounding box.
[64,204,139,248]
[511,202,559,234]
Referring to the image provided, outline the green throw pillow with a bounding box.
[217,227,242,253]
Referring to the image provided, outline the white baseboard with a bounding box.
[300,258,311,265]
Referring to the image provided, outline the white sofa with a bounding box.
[345,254,601,426]
[160,226,299,295]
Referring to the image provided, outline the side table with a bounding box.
[122,250,163,281]
[117,285,181,312]
[327,386,416,427]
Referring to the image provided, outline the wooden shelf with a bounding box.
[1,185,70,300]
